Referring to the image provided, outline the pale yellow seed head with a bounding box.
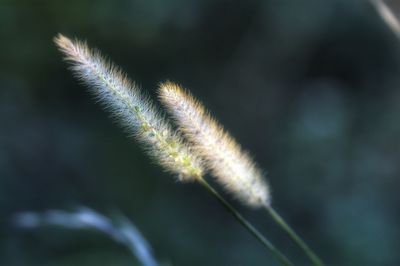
[159,82,271,207]
[55,34,203,181]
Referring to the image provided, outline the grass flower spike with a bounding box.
[159,82,324,266]
[159,82,270,207]
[55,34,294,266]
[54,34,202,181]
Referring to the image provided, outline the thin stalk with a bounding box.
[370,0,400,40]
[196,176,293,266]
[264,205,324,266]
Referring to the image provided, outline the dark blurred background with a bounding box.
[1,0,400,265]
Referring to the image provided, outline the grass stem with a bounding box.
[264,205,324,266]
[197,177,293,266]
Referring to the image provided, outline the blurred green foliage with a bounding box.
[1,0,400,265]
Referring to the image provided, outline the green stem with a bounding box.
[196,177,293,266]
[264,205,324,266]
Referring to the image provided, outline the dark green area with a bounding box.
[1,0,400,265]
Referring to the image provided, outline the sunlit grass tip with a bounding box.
[54,34,203,181]
[158,81,271,207]
[159,81,324,266]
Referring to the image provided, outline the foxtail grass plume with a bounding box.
[159,82,270,207]
[54,34,203,181]
[54,34,313,266]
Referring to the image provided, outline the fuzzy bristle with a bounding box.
[55,34,203,181]
[159,82,270,207]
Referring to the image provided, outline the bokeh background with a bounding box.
[1,0,400,265]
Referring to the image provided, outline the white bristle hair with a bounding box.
[159,82,271,207]
[54,34,203,181]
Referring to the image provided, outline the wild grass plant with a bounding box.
[54,34,324,266]
[159,83,323,266]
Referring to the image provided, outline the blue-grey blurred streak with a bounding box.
[13,207,159,266]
